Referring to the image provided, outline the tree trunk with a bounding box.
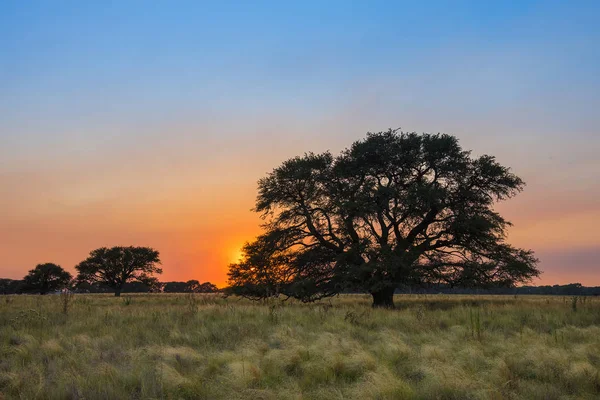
[114,288,122,297]
[371,286,396,309]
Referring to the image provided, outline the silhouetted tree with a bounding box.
[197,281,218,293]
[185,280,201,292]
[228,130,540,308]
[144,278,164,293]
[227,237,295,299]
[163,280,218,293]
[394,282,600,296]
[75,246,162,296]
[22,263,72,294]
[121,281,158,293]
[72,281,113,294]
[163,281,188,293]
[0,279,24,295]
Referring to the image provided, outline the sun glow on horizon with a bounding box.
[228,247,244,265]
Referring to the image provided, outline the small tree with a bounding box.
[22,263,72,295]
[0,279,24,295]
[197,282,218,293]
[163,281,189,293]
[185,280,201,293]
[163,280,219,293]
[75,246,162,297]
[227,234,296,300]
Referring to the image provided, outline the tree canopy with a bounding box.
[227,130,540,308]
[163,280,218,293]
[75,246,162,296]
[22,263,72,294]
[0,279,24,295]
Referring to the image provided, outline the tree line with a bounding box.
[0,246,217,295]
[2,272,597,297]
[394,283,600,296]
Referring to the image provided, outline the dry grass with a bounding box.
[1,294,599,399]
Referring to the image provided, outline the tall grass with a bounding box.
[1,294,599,399]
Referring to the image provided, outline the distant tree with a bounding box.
[228,130,540,308]
[145,278,164,293]
[162,280,218,293]
[185,280,219,293]
[122,281,156,293]
[185,280,201,292]
[0,279,24,295]
[75,246,162,297]
[197,281,218,293]
[163,281,188,293]
[22,263,72,294]
[393,283,600,296]
[72,281,113,294]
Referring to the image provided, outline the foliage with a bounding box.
[21,263,72,295]
[396,282,600,296]
[75,246,162,296]
[163,280,218,293]
[0,279,24,295]
[226,237,297,300]
[228,130,540,307]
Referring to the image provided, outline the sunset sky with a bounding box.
[1,1,599,286]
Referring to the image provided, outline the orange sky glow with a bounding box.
[2,120,598,287]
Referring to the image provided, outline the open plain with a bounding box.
[1,294,599,399]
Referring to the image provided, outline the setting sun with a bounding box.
[228,247,244,265]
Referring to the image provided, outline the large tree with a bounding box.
[227,130,540,308]
[75,246,162,297]
[22,263,72,294]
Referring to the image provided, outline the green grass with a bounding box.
[1,294,600,399]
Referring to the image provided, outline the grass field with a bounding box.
[1,294,599,399]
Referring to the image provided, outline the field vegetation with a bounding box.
[1,294,599,399]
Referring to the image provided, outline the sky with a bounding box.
[1,1,599,287]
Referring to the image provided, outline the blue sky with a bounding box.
[3,1,598,127]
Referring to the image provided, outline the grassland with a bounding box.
[1,294,599,399]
